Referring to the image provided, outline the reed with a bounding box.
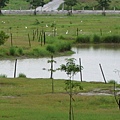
[76,35,91,43]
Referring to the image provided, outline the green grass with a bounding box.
[3,0,29,10]
[0,78,120,120]
[0,14,120,58]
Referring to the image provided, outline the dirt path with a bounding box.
[36,0,64,11]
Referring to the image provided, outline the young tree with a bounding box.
[0,31,9,45]
[59,58,83,120]
[26,0,45,15]
[0,0,9,14]
[48,55,56,93]
[64,0,78,15]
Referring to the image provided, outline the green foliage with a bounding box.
[33,48,40,56]
[60,58,83,77]
[96,0,111,9]
[26,0,45,8]
[58,35,65,40]
[76,34,120,44]
[56,41,71,52]
[64,80,83,92]
[32,47,50,57]
[0,31,9,45]
[18,73,26,78]
[9,47,16,56]
[76,35,90,43]
[0,0,9,10]
[17,47,23,55]
[102,35,120,43]
[46,45,55,53]
[64,0,78,8]
[93,34,101,43]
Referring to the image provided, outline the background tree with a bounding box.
[96,0,111,9]
[64,0,78,14]
[0,0,9,14]
[26,0,45,15]
[96,0,111,16]
[0,31,9,45]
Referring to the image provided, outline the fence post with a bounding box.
[99,64,107,83]
[14,59,17,78]
[79,58,83,82]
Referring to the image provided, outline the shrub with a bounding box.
[102,35,120,43]
[38,48,50,57]
[0,31,9,45]
[46,45,55,53]
[0,74,7,78]
[9,47,16,56]
[112,35,120,43]
[17,48,23,55]
[93,34,101,43]
[58,35,65,40]
[76,35,90,43]
[18,73,26,78]
[56,42,71,52]
[46,38,55,44]
[33,48,40,56]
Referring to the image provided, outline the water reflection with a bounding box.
[0,45,120,83]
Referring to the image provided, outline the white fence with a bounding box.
[2,10,120,15]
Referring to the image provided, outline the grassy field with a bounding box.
[0,14,120,58]
[0,78,120,120]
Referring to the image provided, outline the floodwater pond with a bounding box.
[0,44,120,83]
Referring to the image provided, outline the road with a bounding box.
[36,0,64,11]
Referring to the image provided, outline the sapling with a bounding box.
[59,58,83,120]
[43,56,56,93]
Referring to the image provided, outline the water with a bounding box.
[0,45,120,83]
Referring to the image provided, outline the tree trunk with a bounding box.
[34,7,37,15]
[0,9,2,15]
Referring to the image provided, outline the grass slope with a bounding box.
[4,0,29,10]
[0,78,120,120]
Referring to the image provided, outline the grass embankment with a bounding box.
[3,0,51,10]
[0,78,120,120]
[0,14,120,58]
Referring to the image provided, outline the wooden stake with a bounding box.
[43,32,46,45]
[14,59,17,78]
[28,33,31,47]
[99,64,107,84]
[10,33,13,46]
[77,28,79,36]
[79,58,83,82]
